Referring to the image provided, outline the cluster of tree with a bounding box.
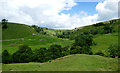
[83,24,114,36]
[57,31,71,38]
[2,33,94,64]
[32,25,46,34]
[103,24,114,34]
[2,44,71,64]
[107,44,120,58]
[2,19,8,29]
[70,33,93,55]
[93,22,105,27]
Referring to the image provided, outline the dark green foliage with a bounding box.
[48,44,62,59]
[32,48,48,63]
[103,24,113,34]
[95,50,104,56]
[2,50,12,64]
[57,31,71,38]
[10,44,71,63]
[74,34,93,47]
[107,44,120,58]
[70,46,81,54]
[12,45,32,63]
[32,25,44,33]
[2,19,8,28]
[70,46,93,55]
[90,28,104,35]
[93,22,104,27]
[61,46,70,56]
[70,33,93,55]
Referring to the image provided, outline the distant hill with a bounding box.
[69,19,119,39]
[2,19,119,40]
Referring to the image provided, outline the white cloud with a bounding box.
[96,0,119,21]
[0,0,119,29]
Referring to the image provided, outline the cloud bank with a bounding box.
[0,0,119,29]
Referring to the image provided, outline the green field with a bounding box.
[3,54,118,71]
[91,33,118,54]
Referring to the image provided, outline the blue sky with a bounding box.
[60,2,99,16]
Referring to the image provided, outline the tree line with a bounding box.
[2,33,94,64]
[2,32,120,64]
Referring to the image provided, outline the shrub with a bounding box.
[107,44,120,58]
[95,50,104,56]
[103,24,113,34]
[2,50,12,64]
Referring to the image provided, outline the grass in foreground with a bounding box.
[3,54,118,71]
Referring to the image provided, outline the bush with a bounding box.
[103,24,113,34]
[2,50,12,64]
[107,44,120,58]
[95,50,104,56]
[70,45,93,55]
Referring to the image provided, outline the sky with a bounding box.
[60,2,98,16]
[0,0,119,29]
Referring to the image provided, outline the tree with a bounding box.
[2,19,8,28]
[74,34,93,47]
[103,24,113,34]
[2,50,12,64]
[32,48,48,62]
[48,44,62,59]
[70,33,93,55]
[12,45,32,63]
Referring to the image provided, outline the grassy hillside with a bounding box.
[91,33,118,54]
[3,54,118,71]
[69,19,119,39]
[2,23,37,40]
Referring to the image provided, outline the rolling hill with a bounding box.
[2,19,119,71]
[2,23,37,40]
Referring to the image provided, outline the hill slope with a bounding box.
[69,19,119,39]
[2,23,37,40]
